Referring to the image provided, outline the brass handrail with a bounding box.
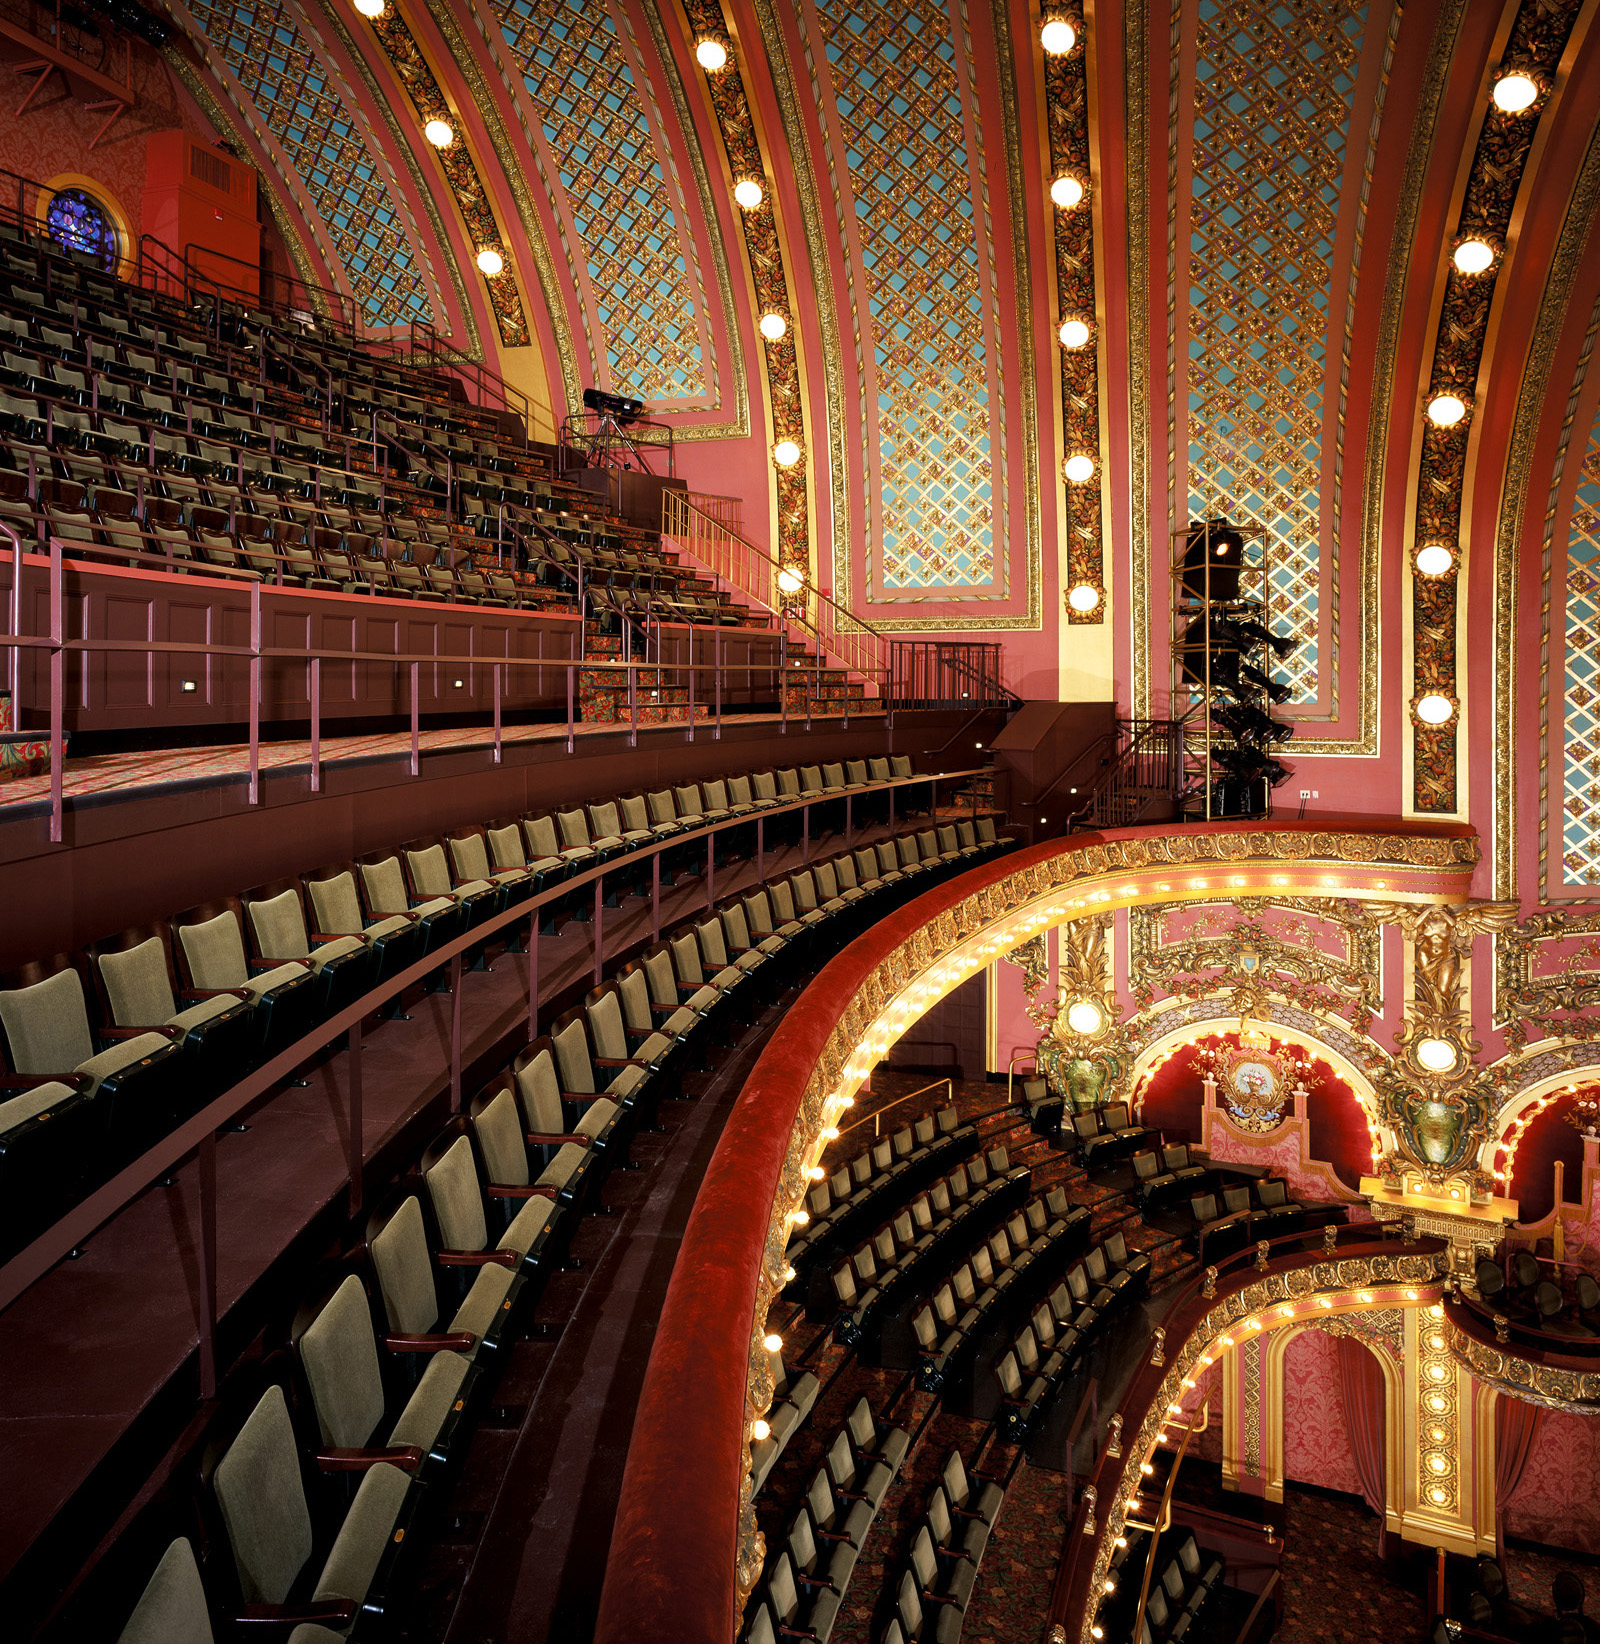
[1127,1401,1210,1644]
[838,1077,954,1139]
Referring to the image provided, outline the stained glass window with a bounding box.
[44,188,118,271]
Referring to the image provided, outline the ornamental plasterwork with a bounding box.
[1076,1257,1445,1644]
[1409,0,1588,813]
[1494,908,1600,1038]
[1306,1306,1404,1362]
[1041,14,1104,625]
[1129,898,1382,1029]
[1446,1317,1600,1414]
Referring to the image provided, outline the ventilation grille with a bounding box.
[189,145,233,195]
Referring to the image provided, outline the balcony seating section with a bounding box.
[750,1349,822,1493]
[904,1180,1099,1394]
[0,753,1008,1260]
[885,1448,1007,1644]
[1097,1527,1224,1644]
[1187,1174,1327,1265]
[743,1398,911,1643]
[0,225,769,636]
[1068,1101,1153,1169]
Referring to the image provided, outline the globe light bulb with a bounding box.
[1416,693,1455,725]
[1427,393,1466,427]
[1051,174,1085,209]
[777,566,806,594]
[1059,318,1090,349]
[1064,452,1095,484]
[424,119,454,149]
[354,0,385,16]
[772,438,801,468]
[1066,999,1104,1035]
[759,312,787,342]
[734,179,764,209]
[1453,239,1493,274]
[1492,72,1537,113]
[1067,584,1100,614]
[1415,543,1453,576]
[476,248,504,277]
[695,38,728,71]
[1416,1037,1459,1073]
[751,1418,771,1441]
[1041,17,1076,54]
[763,1332,783,1352]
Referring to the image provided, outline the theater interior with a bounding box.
[4,2,1600,1643]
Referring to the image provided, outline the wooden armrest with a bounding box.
[179,987,252,1002]
[592,1056,649,1069]
[813,1526,856,1544]
[921,1589,962,1606]
[935,1544,974,1563]
[833,1486,873,1502]
[384,1331,475,1353]
[315,1445,423,1472]
[0,1072,91,1093]
[625,1026,676,1042]
[249,957,312,971]
[231,1599,360,1627]
[436,1248,518,1268]
[310,931,366,945]
[487,1183,559,1200]
[559,1090,599,1105]
[527,1131,589,1147]
[99,1024,183,1041]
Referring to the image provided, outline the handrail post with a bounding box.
[247,577,261,806]
[310,655,321,792]
[48,536,64,842]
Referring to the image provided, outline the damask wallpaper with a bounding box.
[1503,1408,1600,1554]
[1282,1329,1365,1496]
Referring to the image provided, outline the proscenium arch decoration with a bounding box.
[1124,1008,1392,1165]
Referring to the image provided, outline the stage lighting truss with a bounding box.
[1169,517,1299,822]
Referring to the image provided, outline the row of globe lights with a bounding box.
[1412,67,1542,726]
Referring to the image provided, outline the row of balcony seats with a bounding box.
[104,1003,647,1644]
[827,1147,1034,1346]
[993,1229,1153,1437]
[787,1107,975,1280]
[1131,1145,1211,1208]
[1187,1180,1313,1265]
[1065,1102,1154,1169]
[751,1348,823,1493]
[1103,1528,1224,1644]
[907,1190,1105,1396]
[0,753,998,1257]
[878,1449,1006,1644]
[0,243,739,626]
[1476,1253,1600,1339]
[744,1399,912,1644]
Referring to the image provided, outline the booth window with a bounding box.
[44,188,118,271]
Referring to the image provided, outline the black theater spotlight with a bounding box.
[1179,518,1246,601]
[582,386,645,427]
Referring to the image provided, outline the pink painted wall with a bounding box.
[0,40,217,241]
[1282,1330,1365,1496]
[1503,1410,1600,1555]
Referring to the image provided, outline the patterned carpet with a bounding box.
[1272,1489,1427,1644]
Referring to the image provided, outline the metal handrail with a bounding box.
[1062,718,1182,830]
[838,1077,954,1139]
[1127,1402,1210,1644]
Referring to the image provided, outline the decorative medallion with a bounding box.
[1192,1032,1320,1135]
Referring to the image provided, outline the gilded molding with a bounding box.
[1446,1318,1600,1413]
[1042,11,1102,624]
[1409,0,1586,812]
[364,2,528,346]
[309,0,478,348]
[685,0,808,567]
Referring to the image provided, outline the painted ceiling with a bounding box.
[152,0,1600,897]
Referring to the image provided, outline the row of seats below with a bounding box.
[1186,1180,1316,1264]
[1477,1251,1600,1339]
[883,1451,1008,1643]
[993,1229,1153,1437]
[745,1399,912,1644]
[825,1146,1031,1347]
[1104,1528,1224,1644]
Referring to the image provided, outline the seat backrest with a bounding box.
[1046,1184,1070,1217]
[619,795,651,834]
[1164,1143,1191,1168]
[1223,1186,1251,1215]
[868,757,891,781]
[930,1179,951,1214]
[117,1538,214,1644]
[1257,1178,1286,1207]
[524,815,562,859]
[938,824,958,851]
[247,889,312,961]
[1066,1265,1090,1303]
[1073,1112,1100,1139]
[722,904,754,951]
[910,1525,939,1590]
[617,968,654,1034]
[846,1397,877,1453]
[554,1017,596,1095]
[988,1144,1011,1173]
[647,789,677,826]
[786,1510,819,1578]
[1032,1301,1056,1345]
[359,855,410,916]
[873,1226,895,1263]
[97,936,179,1027]
[1085,1246,1108,1283]
[674,784,704,818]
[821,762,845,790]
[1148,1588,1169,1629]
[671,931,706,986]
[834,855,859,891]
[896,1570,923,1636]
[890,755,912,779]
[808,1183,831,1217]
[299,1274,384,1448]
[307,871,366,935]
[1191,1193,1218,1222]
[892,1125,913,1157]
[557,809,591,851]
[425,1135,489,1254]
[897,835,918,867]
[212,1385,311,1605]
[947,1163,969,1198]
[587,990,629,1060]
[1536,1279,1563,1318]
[515,1046,565,1133]
[932,1284,957,1326]
[450,832,495,883]
[876,841,899,873]
[704,780,730,811]
[1026,1199,1047,1235]
[799,765,823,792]
[642,949,677,1009]
[753,772,777,801]
[589,801,622,840]
[1163,1559,1185,1601]
[791,870,818,911]
[696,918,730,969]
[766,1554,802,1627]
[1133,1150,1158,1181]
[727,776,753,807]
[957,820,976,848]
[1177,1535,1201,1578]
[914,1113,935,1147]
[1104,1101,1130,1129]
[177,910,251,991]
[474,1086,529,1187]
[826,1428,856,1492]
[369,1196,439,1334]
[406,844,454,899]
[769,881,798,923]
[912,1305,937,1350]
[1013,1328,1038,1373]
[971,1247,995,1285]
[871,1137,893,1172]
[776,768,801,797]
[806,1467,838,1531]
[1514,1250,1540,1287]
[852,1245,877,1282]
[744,891,773,933]
[814,860,839,899]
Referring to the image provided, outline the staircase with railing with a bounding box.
[1043,718,1182,831]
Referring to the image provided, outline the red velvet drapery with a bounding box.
[1494,1395,1544,1564]
[1334,1334,1389,1554]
